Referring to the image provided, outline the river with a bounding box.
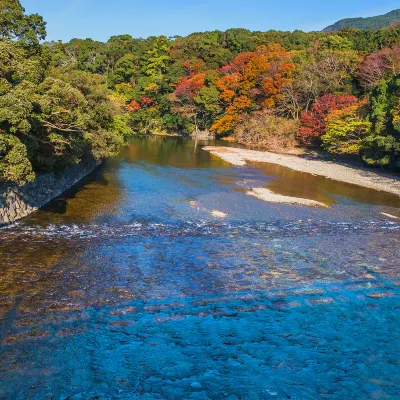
[0,136,399,399]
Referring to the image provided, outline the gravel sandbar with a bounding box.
[204,146,400,197]
[248,188,328,207]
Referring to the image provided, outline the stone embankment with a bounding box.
[0,158,100,225]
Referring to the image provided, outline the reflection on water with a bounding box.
[0,136,400,399]
[28,137,235,226]
[120,135,238,168]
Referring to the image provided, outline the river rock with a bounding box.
[191,381,203,390]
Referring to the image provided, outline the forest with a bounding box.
[1,0,400,185]
[323,9,400,32]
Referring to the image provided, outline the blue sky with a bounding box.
[23,0,400,42]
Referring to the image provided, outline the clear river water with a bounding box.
[0,136,399,399]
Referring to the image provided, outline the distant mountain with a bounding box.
[323,9,400,32]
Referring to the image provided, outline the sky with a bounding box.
[23,0,400,42]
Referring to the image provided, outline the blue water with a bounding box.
[0,137,399,399]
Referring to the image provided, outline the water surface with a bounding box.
[0,136,399,399]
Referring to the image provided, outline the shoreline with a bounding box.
[203,146,400,198]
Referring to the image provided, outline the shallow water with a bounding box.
[0,136,399,399]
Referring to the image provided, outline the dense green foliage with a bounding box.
[324,9,400,32]
[0,1,130,184]
[361,76,400,167]
[0,0,46,46]
[2,2,400,184]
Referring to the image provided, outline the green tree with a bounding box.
[0,134,34,184]
[319,35,354,51]
[369,81,390,135]
[322,105,371,154]
[0,0,46,46]
[141,36,170,90]
[362,75,400,167]
[111,54,139,85]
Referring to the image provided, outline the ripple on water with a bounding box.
[0,219,399,242]
[1,137,400,399]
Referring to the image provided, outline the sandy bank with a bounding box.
[247,188,328,207]
[204,146,400,197]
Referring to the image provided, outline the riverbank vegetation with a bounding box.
[0,1,131,184]
[1,1,400,185]
[49,16,400,170]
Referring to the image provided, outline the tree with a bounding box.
[319,35,354,51]
[141,36,170,92]
[358,44,400,90]
[234,111,299,150]
[212,44,295,134]
[0,41,42,182]
[0,0,46,46]
[51,70,125,162]
[167,61,222,133]
[361,134,400,167]
[46,41,78,69]
[170,70,206,132]
[369,80,390,135]
[194,85,222,129]
[297,94,359,146]
[280,48,360,119]
[322,105,371,154]
[361,75,400,167]
[0,133,34,184]
[111,54,139,86]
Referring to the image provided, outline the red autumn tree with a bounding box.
[183,58,206,74]
[140,97,155,107]
[297,94,359,146]
[170,68,207,131]
[221,52,256,75]
[127,100,141,113]
[174,72,206,102]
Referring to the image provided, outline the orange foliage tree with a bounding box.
[211,44,295,134]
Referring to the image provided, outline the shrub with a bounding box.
[234,111,299,151]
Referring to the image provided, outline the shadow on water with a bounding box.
[41,166,112,215]
[27,159,124,224]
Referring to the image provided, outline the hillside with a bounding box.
[323,9,400,32]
